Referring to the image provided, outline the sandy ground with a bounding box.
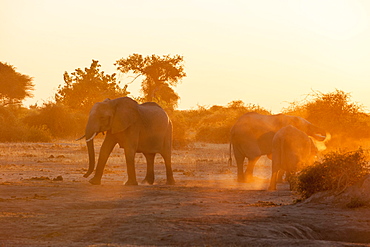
[0,141,369,246]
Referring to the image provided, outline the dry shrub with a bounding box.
[148,101,270,146]
[196,125,230,144]
[168,110,191,149]
[26,126,52,142]
[284,90,370,150]
[297,148,370,199]
[0,105,52,142]
[24,102,86,139]
[194,101,270,144]
[0,105,22,141]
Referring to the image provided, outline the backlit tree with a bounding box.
[283,89,370,148]
[55,60,129,113]
[115,54,186,110]
[0,62,34,106]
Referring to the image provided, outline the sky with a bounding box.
[1,0,370,113]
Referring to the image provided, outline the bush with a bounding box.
[193,101,270,144]
[168,110,191,149]
[283,90,370,149]
[26,126,52,142]
[24,102,86,138]
[0,106,52,142]
[0,106,23,141]
[297,148,370,198]
[195,125,230,143]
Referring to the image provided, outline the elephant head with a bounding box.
[82,97,140,178]
[289,116,327,142]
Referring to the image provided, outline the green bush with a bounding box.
[297,148,370,198]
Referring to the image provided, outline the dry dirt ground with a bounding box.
[0,140,369,247]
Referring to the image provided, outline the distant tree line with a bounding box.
[1,58,370,150]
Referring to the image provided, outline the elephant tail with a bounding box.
[228,142,233,167]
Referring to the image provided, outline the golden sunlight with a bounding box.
[298,0,366,40]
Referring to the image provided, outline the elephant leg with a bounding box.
[268,171,278,190]
[286,172,294,191]
[266,153,272,160]
[124,150,138,186]
[233,148,246,182]
[162,151,175,185]
[235,156,245,182]
[276,170,285,183]
[142,153,155,185]
[244,156,260,182]
[89,136,116,185]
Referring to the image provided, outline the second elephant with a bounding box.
[268,125,318,190]
[230,112,326,182]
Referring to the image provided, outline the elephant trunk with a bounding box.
[83,117,98,178]
[84,138,96,178]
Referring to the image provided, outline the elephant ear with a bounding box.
[110,97,140,134]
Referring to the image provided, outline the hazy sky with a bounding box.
[2,0,370,113]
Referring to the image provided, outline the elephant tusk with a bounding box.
[86,132,97,142]
[75,135,85,141]
[313,134,327,141]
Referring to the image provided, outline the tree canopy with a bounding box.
[0,62,34,106]
[115,54,186,110]
[283,89,370,148]
[55,60,129,113]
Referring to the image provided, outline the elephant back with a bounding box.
[138,103,170,132]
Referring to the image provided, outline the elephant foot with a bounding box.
[125,180,138,186]
[276,175,285,183]
[237,175,247,183]
[89,177,101,185]
[83,169,94,178]
[142,177,154,185]
[245,175,256,183]
[166,178,175,185]
[268,185,277,191]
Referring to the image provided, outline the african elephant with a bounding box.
[79,97,175,185]
[268,125,318,190]
[229,112,326,182]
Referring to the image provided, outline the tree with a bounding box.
[55,60,129,113]
[0,62,34,106]
[115,54,186,110]
[283,89,370,148]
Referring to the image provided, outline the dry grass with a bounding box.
[1,141,370,246]
[0,140,273,188]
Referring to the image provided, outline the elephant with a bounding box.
[268,125,318,190]
[229,112,326,182]
[79,97,175,185]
